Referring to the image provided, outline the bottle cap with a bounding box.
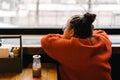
[33,55,41,59]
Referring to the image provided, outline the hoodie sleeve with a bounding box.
[93,30,110,41]
[41,34,70,62]
[93,30,112,58]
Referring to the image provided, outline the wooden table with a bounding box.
[0,63,58,80]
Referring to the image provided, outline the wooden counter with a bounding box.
[0,63,58,80]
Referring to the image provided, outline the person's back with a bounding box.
[41,13,112,80]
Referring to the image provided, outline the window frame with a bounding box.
[0,28,120,35]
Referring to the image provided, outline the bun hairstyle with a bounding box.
[83,13,96,25]
[69,13,96,38]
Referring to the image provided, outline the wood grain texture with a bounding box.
[0,63,58,80]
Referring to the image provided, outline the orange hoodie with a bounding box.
[41,30,112,80]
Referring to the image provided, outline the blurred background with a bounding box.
[0,0,120,28]
[1,0,120,45]
[0,1,120,80]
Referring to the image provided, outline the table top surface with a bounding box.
[0,63,58,80]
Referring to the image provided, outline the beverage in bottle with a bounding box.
[32,55,41,78]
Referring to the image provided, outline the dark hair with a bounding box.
[69,13,96,38]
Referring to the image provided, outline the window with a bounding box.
[0,0,120,34]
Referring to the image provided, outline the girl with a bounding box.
[41,13,112,80]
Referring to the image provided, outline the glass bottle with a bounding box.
[0,39,2,46]
[32,55,41,78]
